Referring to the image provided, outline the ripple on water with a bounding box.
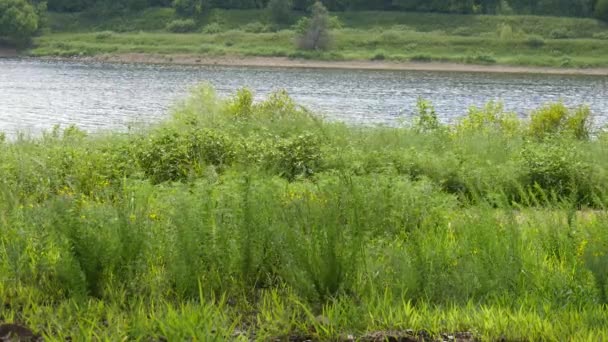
[1,58,607,135]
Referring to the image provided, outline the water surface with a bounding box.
[1,58,607,135]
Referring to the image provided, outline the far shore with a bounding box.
[37,53,608,76]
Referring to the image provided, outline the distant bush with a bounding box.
[452,27,474,36]
[592,32,608,39]
[243,21,271,33]
[95,30,114,40]
[267,0,293,25]
[296,1,331,51]
[465,53,497,64]
[0,0,39,45]
[549,28,574,39]
[166,19,197,33]
[525,35,545,48]
[202,22,222,34]
[595,0,608,22]
[172,0,203,17]
[498,23,514,40]
[371,51,386,61]
[410,54,432,62]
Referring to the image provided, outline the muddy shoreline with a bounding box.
[36,53,608,76]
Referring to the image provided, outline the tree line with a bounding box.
[42,0,608,18]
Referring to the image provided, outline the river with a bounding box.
[1,58,607,135]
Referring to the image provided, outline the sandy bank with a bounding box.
[40,53,608,76]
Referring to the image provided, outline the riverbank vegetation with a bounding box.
[5,0,608,68]
[1,86,608,340]
[28,6,608,68]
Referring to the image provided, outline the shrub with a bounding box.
[225,88,254,118]
[267,0,293,25]
[202,22,222,34]
[273,132,323,180]
[549,28,574,39]
[529,103,592,140]
[520,142,591,202]
[296,1,331,51]
[242,21,270,33]
[498,23,513,40]
[413,98,441,133]
[166,19,197,33]
[592,32,608,39]
[172,0,203,17]
[525,35,545,48]
[95,31,114,40]
[595,0,608,22]
[0,0,39,45]
[136,128,203,184]
[464,53,496,64]
[454,101,520,136]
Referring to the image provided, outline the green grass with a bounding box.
[1,87,608,340]
[30,8,608,68]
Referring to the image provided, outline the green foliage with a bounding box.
[4,87,608,340]
[165,18,197,32]
[201,21,222,33]
[297,1,331,50]
[525,34,545,47]
[242,21,271,33]
[172,0,204,17]
[596,0,608,22]
[413,97,440,133]
[0,0,39,45]
[529,103,592,140]
[267,0,293,25]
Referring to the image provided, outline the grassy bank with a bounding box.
[28,8,608,68]
[1,86,608,340]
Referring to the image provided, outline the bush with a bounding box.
[272,132,323,180]
[166,19,197,33]
[0,0,39,45]
[549,28,574,39]
[498,23,513,40]
[525,35,545,48]
[592,32,608,39]
[529,103,592,140]
[267,0,293,25]
[95,30,114,40]
[202,22,222,34]
[595,0,608,22]
[172,0,203,17]
[464,53,497,64]
[242,21,270,33]
[296,1,331,51]
[520,142,591,202]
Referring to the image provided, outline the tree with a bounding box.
[296,1,331,50]
[0,0,39,45]
[172,0,205,16]
[596,0,608,21]
[267,0,293,25]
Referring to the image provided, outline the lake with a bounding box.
[1,58,607,135]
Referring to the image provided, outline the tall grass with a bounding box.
[1,86,608,340]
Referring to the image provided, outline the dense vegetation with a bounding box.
[32,7,608,68]
[41,0,608,19]
[1,86,608,340]
[0,0,45,45]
